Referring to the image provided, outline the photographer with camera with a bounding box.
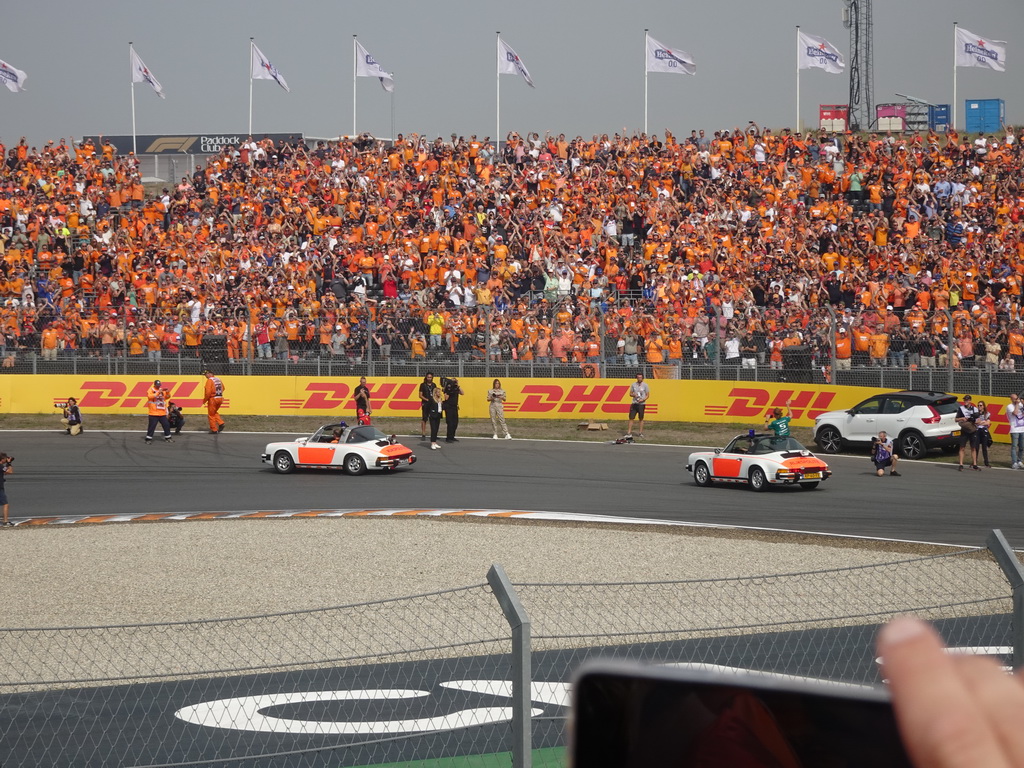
[442,376,464,443]
[167,401,186,435]
[0,453,14,526]
[60,396,82,436]
[871,431,901,477]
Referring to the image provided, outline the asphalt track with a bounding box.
[3,428,1019,767]
[2,428,1022,547]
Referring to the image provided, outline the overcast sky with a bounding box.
[2,0,1021,146]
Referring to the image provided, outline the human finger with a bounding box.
[877,616,1011,768]
[953,655,1024,766]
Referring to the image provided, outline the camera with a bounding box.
[54,402,67,410]
[440,376,455,389]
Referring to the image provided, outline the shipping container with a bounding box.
[964,98,1005,133]
[929,104,951,132]
[819,104,848,133]
[875,104,907,132]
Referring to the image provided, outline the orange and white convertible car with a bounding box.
[686,433,831,491]
[262,423,416,475]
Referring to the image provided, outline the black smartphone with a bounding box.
[571,661,911,767]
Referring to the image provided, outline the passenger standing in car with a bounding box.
[764,399,794,437]
[353,376,371,424]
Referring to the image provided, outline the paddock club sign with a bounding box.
[82,133,303,155]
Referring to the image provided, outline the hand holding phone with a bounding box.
[572,661,911,767]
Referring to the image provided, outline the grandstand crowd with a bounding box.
[0,123,1023,371]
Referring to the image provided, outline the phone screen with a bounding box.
[572,663,911,768]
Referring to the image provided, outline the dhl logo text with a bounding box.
[281,382,423,411]
[76,380,208,409]
[704,388,839,421]
[280,383,648,415]
[505,385,645,415]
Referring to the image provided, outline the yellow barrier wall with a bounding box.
[5,375,999,433]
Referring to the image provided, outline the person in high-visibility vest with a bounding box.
[145,380,173,443]
[203,370,226,434]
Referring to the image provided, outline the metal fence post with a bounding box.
[484,306,492,381]
[487,563,532,768]
[825,306,838,384]
[943,309,954,392]
[712,304,721,381]
[986,529,1024,670]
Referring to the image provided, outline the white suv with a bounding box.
[813,390,962,460]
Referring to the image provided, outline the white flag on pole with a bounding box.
[130,48,166,99]
[797,31,846,74]
[251,43,290,92]
[0,58,27,93]
[955,27,1007,71]
[497,39,535,88]
[355,40,395,93]
[646,35,696,75]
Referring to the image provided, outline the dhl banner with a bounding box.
[0,375,1013,439]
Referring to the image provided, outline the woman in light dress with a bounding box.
[486,378,512,440]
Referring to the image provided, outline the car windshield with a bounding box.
[727,435,808,455]
[346,426,389,443]
[312,424,349,443]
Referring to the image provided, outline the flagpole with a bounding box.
[248,38,254,136]
[130,42,137,155]
[496,31,501,153]
[353,35,358,137]
[952,22,958,131]
[795,26,800,133]
[644,29,649,135]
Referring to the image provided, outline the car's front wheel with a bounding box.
[898,430,926,460]
[816,426,842,454]
[693,461,713,487]
[273,450,295,474]
[799,481,819,490]
[344,453,367,476]
[749,466,768,492]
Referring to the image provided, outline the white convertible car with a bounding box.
[686,433,832,491]
[262,423,416,475]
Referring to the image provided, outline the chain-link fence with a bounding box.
[0,584,514,768]
[5,296,1024,394]
[2,534,1023,768]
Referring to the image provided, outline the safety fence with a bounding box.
[2,530,1022,768]
[3,301,1022,396]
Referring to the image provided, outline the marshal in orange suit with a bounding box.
[203,370,226,433]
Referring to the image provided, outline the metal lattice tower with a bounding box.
[843,0,874,132]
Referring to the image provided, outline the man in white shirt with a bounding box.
[626,373,650,439]
[1006,393,1024,469]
